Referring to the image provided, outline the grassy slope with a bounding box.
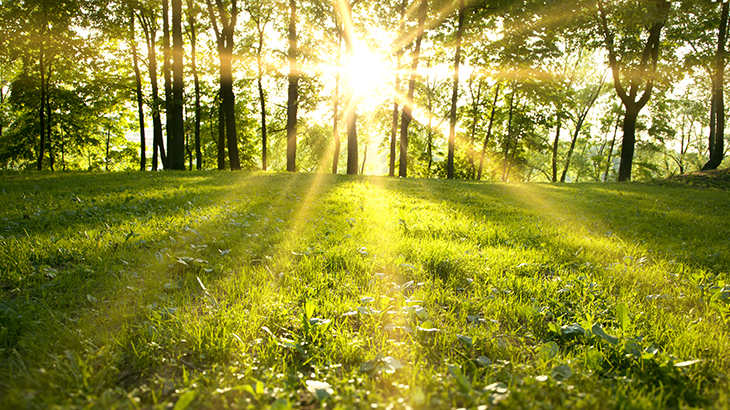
[0,171,728,409]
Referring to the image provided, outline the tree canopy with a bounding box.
[0,0,727,180]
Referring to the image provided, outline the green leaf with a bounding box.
[304,300,315,319]
[560,323,585,339]
[456,334,473,348]
[305,380,333,401]
[538,341,559,362]
[447,364,471,393]
[585,347,603,371]
[550,364,572,381]
[173,390,198,410]
[624,339,642,358]
[591,323,619,346]
[616,303,630,330]
[476,356,492,367]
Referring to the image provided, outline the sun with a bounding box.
[344,47,390,98]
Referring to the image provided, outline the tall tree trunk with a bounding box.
[187,0,202,170]
[345,90,358,175]
[162,0,172,168]
[207,0,241,170]
[37,38,46,171]
[398,0,428,178]
[256,28,268,171]
[426,62,434,176]
[286,0,299,172]
[140,14,166,170]
[551,117,561,182]
[332,29,341,174]
[45,61,53,171]
[170,0,185,170]
[105,127,111,171]
[447,0,465,179]
[502,89,516,182]
[703,0,729,170]
[218,95,226,169]
[560,78,604,182]
[222,40,240,171]
[618,106,639,181]
[604,114,619,181]
[131,12,146,171]
[477,83,499,181]
[360,142,367,174]
[339,0,358,175]
[389,0,408,177]
[466,77,483,178]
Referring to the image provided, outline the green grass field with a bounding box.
[1,171,729,409]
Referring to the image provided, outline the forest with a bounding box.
[0,0,727,181]
[3,1,730,408]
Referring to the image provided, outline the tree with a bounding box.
[169,0,185,170]
[596,0,671,181]
[130,10,146,171]
[286,0,299,172]
[702,1,728,170]
[446,0,465,179]
[139,9,167,170]
[207,0,241,170]
[399,0,428,178]
[187,0,203,170]
[245,0,274,171]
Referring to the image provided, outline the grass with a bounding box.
[0,170,729,409]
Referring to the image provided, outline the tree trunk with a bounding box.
[360,142,367,174]
[389,0,408,177]
[551,117,561,182]
[217,95,226,169]
[140,15,166,170]
[37,40,46,171]
[426,63,434,177]
[131,12,146,171]
[703,0,729,170]
[207,0,241,171]
[332,30,341,174]
[187,0,202,170]
[477,83,499,181]
[502,89,516,182]
[286,0,299,172]
[618,106,639,182]
[170,0,185,170]
[447,0,465,179]
[162,0,172,168]
[388,70,400,176]
[258,75,267,171]
[560,78,604,182]
[604,114,619,181]
[339,0,359,175]
[222,42,240,171]
[45,62,53,171]
[466,78,483,178]
[399,0,428,178]
[105,127,111,171]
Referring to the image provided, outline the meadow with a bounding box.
[0,170,728,409]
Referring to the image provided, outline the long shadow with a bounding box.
[0,170,349,402]
[377,178,730,276]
